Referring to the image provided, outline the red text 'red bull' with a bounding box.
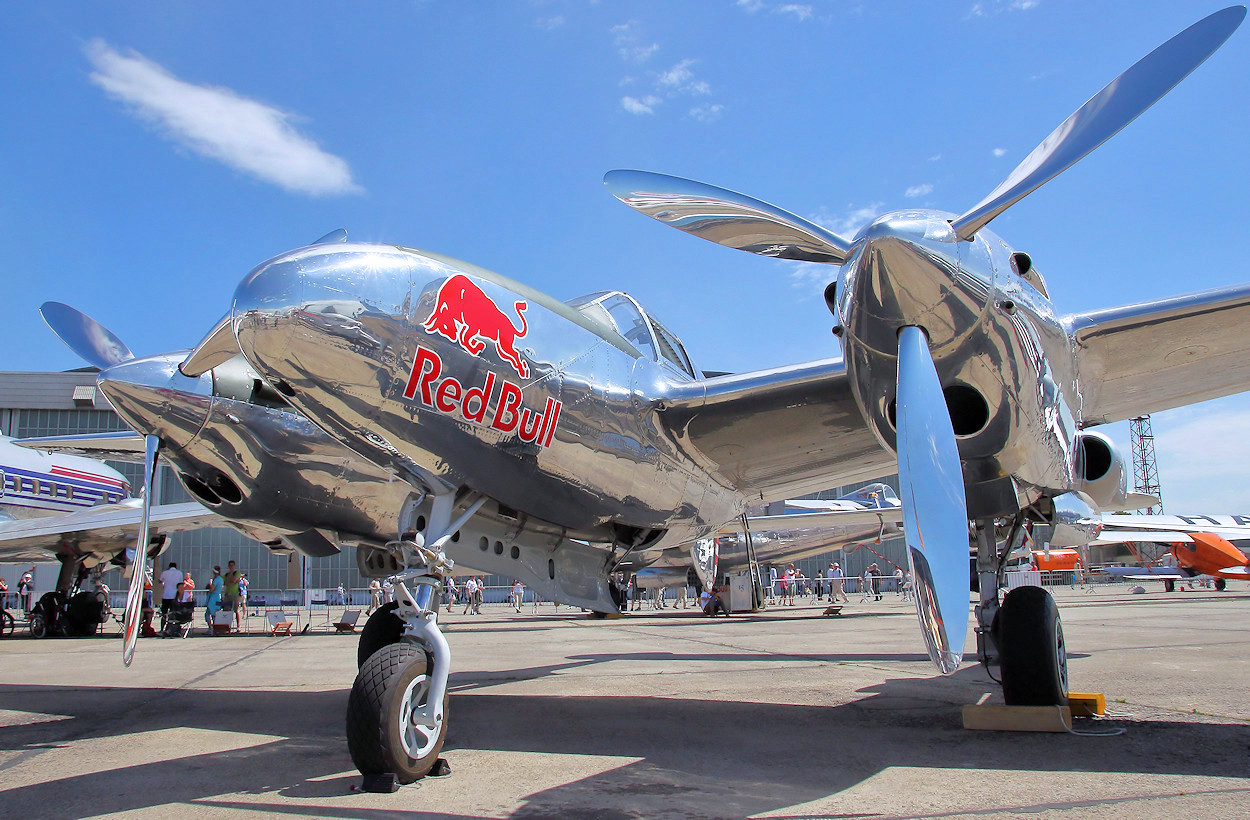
[422,274,530,378]
[403,345,561,448]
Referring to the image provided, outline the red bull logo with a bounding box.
[403,345,562,448]
[423,274,530,378]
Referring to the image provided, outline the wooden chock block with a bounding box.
[962,704,1073,732]
[1067,692,1106,717]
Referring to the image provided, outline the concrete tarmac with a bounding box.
[0,585,1248,819]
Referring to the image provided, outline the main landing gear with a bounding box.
[973,517,1069,707]
[346,492,483,787]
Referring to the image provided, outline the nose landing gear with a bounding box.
[346,492,483,787]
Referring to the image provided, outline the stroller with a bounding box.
[161,600,195,638]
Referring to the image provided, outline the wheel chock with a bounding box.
[1067,692,1106,717]
[961,704,1073,732]
[360,772,400,793]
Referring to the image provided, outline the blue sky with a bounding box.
[3,1,1248,511]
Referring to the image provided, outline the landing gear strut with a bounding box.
[973,516,1069,707]
[346,492,483,786]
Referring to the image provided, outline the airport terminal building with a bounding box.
[0,368,907,599]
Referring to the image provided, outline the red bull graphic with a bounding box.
[403,345,561,448]
[423,274,530,378]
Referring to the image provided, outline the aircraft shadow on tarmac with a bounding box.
[0,669,1247,819]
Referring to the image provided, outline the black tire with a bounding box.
[357,601,403,669]
[65,591,106,637]
[1215,578,1227,592]
[1163,579,1176,593]
[29,613,47,639]
[346,642,448,784]
[997,586,1068,706]
[0,610,14,638]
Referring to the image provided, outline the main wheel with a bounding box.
[1215,578,1227,591]
[1163,579,1176,593]
[29,612,47,639]
[0,610,15,638]
[996,586,1068,706]
[357,601,403,669]
[346,642,448,784]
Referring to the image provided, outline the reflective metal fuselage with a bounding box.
[97,353,411,552]
[232,245,742,550]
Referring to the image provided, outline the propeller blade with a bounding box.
[951,6,1245,241]
[40,302,134,370]
[896,326,970,674]
[604,170,851,264]
[121,434,160,667]
[179,313,240,377]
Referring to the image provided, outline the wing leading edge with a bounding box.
[1067,281,1250,426]
[0,501,221,563]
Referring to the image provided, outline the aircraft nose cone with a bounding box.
[97,355,212,450]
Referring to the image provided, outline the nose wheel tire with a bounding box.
[995,586,1068,706]
[347,641,448,784]
[357,601,403,669]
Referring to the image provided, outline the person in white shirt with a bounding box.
[828,562,847,603]
[510,580,524,612]
[893,567,904,596]
[158,562,183,628]
[462,577,478,614]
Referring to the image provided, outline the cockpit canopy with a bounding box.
[566,291,698,379]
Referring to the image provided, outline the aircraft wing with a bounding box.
[1095,516,1250,545]
[0,501,221,563]
[1066,282,1250,425]
[726,507,905,535]
[658,359,895,504]
[12,431,148,463]
[1093,530,1194,544]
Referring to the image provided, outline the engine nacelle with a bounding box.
[1072,430,1129,512]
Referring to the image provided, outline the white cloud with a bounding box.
[812,203,883,238]
[611,21,659,63]
[928,154,942,162]
[85,40,360,197]
[993,147,1008,157]
[689,104,724,122]
[622,95,662,115]
[737,0,766,11]
[1152,406,1250,512]
[777,4,814,20]
[905,183,933,198]
[970,0,1039,17]
[536,15,565,30]
[659,59,696,89]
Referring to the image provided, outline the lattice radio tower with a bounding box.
[1129,415,1163,514]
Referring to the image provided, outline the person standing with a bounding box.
[222,560,243,630]
[445,576,459,612]
[893,566,904,597]
[368,578,381,613]
[462,577,478,614]
[828,562,846,603]
[472,576,484,614]
[204,566,223,628]
[238,573,250,619]
[158,562,182,629]
[510,579,524,612]
[18,567,34,612]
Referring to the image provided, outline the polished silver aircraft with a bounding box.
[39,7,1250,785]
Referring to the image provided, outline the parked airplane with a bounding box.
[0,434,221,633]
[1095,521,1250,590]
[32,8,1250,785]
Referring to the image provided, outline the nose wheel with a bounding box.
[347,642,449,783]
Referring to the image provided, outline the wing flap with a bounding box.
[658,358,893,503]
[1067,282,1250,425]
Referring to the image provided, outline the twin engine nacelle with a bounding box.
[1072,430,1130,512]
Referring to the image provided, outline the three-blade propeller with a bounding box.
[605,7,1245,674]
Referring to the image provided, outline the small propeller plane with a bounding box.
[31,7,1250,785]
